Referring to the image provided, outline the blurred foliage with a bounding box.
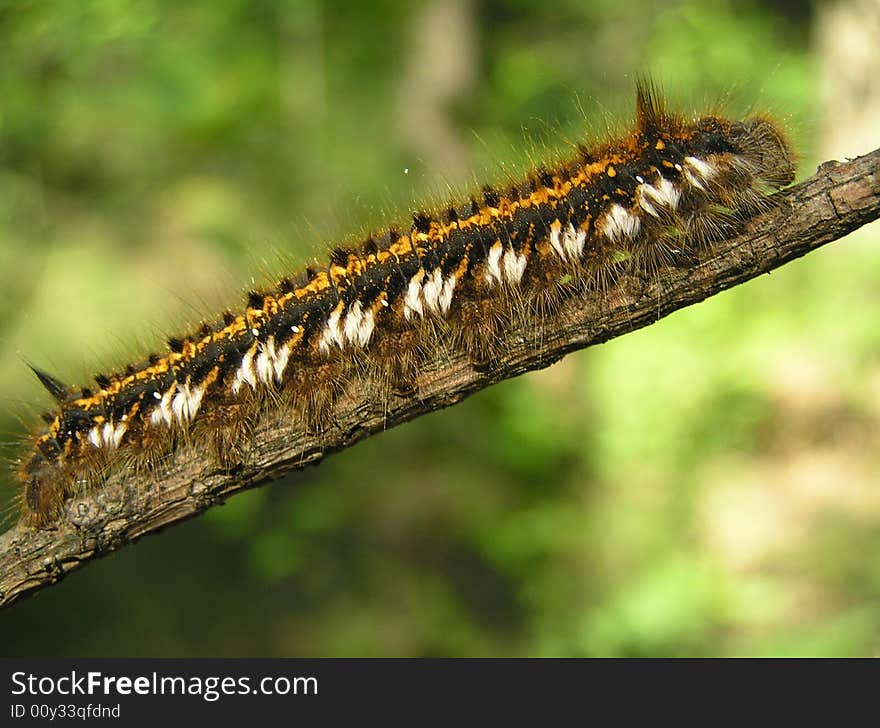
[1,0,879,656]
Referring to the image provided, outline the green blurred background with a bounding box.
[1,0,879,656]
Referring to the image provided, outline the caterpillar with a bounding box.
[14,83,796,526]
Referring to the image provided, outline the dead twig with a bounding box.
[1,149,878,610]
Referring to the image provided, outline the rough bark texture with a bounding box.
[1,148,878,610]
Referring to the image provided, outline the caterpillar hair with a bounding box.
[15,82,795,526]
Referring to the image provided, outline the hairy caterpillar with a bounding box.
[15,84,795,526]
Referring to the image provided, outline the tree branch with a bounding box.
[1,148,878,610]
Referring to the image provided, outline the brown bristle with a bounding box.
[15,84,796,526]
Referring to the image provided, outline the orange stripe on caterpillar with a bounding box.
[17,82,795,525]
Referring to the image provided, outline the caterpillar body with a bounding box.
[16,85,795,525]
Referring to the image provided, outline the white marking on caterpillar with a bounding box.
[502,247,528,284]
[232,344,258,394]
[171,383,189,423]
[684,155,714,180]
[549,221,587,261]
[636,184,660,218]
[318,304,345,355]
[636,176,681,217]
[111,422,127,448]
[159,386,176,425]
[642,176,681,210]
[549,220,565,259]
[186,384,206,420]
[354,307,375,346]
[683,156,715,190]
[343,301,364,346]
[255,337,276,384]
[602,204,641,242]
[341,300,375,347]
[485,241,504,285]
[561,224,587,260]
[169,380,206,423]
[404,271,425,320]
[422,268,444,313]
[657,176,681,208]
[439,273,457,314]
[150,382,177,425]
[273,342,292,382]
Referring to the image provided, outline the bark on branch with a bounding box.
[1,148,879,610]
